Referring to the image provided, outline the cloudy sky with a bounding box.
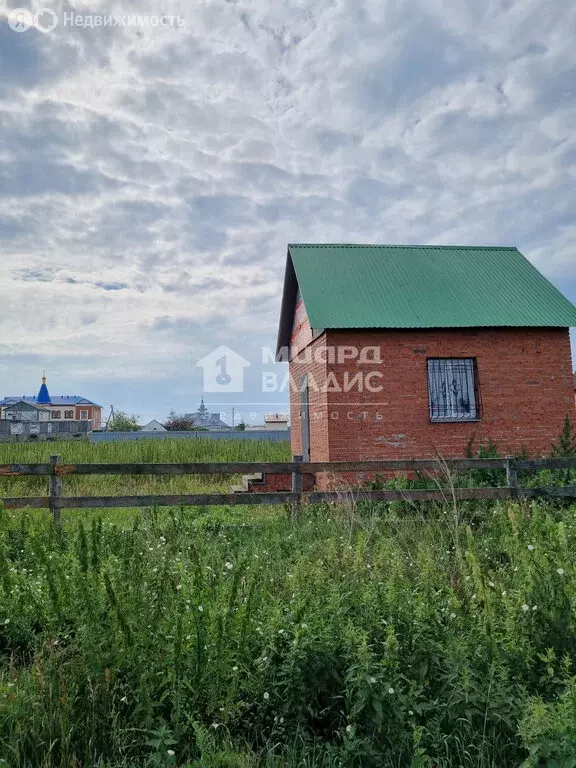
[0,0,575,424]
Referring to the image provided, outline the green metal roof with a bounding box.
[276,244,576,356]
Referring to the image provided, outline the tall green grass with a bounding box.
[0,437,291,465]
[0,438,291,507]
[1,498,576,766]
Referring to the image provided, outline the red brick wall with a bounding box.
[291,297,314,357]
[326,327,574,458]
[74,405,102,430]
[288,325,574,485]
[247,473,316,492]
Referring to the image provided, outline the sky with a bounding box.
[0,0,575,425]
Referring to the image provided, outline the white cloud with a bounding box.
[0,0,575,416]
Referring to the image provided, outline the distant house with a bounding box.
[185,398,230,430]
[1,400,49,422]
[141,419,167,432]
[0,375,102,430]
[264,413,289,431]
[276,244,576,476]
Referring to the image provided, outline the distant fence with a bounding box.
[1,455,576,523]
[0,420,90,442]
[90,429,290,443]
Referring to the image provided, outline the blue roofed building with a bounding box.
[0,375,102,429]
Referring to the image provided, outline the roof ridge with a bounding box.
[277,244,576,353]
[288,243,518,251]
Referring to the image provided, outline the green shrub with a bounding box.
[519,675,576,767]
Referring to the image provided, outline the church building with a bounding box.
[0,375,102,430]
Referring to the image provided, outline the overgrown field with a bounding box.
[1,496,576,766]
[1,438,576,766]
[0,439,291,519]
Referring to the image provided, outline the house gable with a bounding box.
[276,244,576,356]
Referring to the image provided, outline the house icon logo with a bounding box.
[197,345,251,393]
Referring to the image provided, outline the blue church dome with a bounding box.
[37,374,51,404]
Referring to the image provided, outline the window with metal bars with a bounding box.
[427,358,480,422]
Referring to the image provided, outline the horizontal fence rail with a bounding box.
[0,455,575,520]
[3,457,576,477]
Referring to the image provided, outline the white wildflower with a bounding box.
[522,604,530,612]
[225,562,233,570]
[263,692,270,700]
[198,605,203,612]
[167,750,175,757]
[232,666,238,672]
[532,605,538,611]
[488,581,495,588]
[450,612,456,619]
[502,591,507,596]
[369,677,376,684]
[346,724,352,733]
[557,568,565,576]
[388,687,395,695]
[527,545,534,551]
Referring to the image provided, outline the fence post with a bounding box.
[49,455,62,525]
[291,454,303,522]
[505,457,518,500]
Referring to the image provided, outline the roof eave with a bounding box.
[315,322,576,332]
[2,399,41,409]
[275,247,299,361]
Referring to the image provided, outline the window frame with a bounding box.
[51,410,61,420]
[79,410,89,420]
[427,357,481,423]
[64,410,74,419]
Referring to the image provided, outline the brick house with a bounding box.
[275,244,576,487]
[0,375,102,430]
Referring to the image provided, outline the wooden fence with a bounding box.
[1,455,576,522]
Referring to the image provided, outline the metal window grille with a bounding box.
[427,358,479,421]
